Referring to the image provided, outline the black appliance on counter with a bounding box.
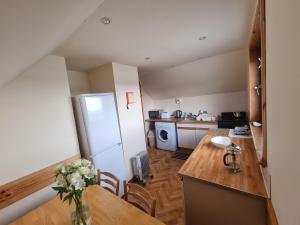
[175,110,182,118]
[218,112,247,129]
[148,110,162,119]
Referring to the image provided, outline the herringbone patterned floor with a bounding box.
[145,147,185,225]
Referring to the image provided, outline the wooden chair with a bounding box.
[97,170,120,196]
[123,180,156,217]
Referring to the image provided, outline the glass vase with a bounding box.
[70,191,92,225]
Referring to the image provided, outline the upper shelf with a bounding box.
[250,124,263,161]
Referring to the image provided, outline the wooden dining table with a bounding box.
[9,185,165,225]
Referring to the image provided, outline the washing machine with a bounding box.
[155,122,177,151]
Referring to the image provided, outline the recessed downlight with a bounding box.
[199,36,207,40]
[100,17,111,25]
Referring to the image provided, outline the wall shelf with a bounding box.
[250,124,263,161]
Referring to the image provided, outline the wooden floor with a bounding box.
[145,147,185,225]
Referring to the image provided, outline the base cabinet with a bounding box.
[195,129,208,143]
[177,129,197,149]
[182,176,267,225]
[177,123,217,149]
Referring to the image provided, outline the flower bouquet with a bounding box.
[53,159,97,225]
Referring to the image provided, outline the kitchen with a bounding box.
[141,83,264,225]
[145,109,247,152]
[0,1,298,225]
[137,0,270,223]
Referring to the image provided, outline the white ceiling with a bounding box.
[55,0,257,72]
[0,0,104,87]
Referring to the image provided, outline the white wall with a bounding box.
[144,91,247,117]
[0,55,80,224]
[141,87,155,119]
[67,70,91,95]
[112,63,147,179]
[266,1,300,225]
[88,63,147,179]
[140,49,248,100]
[89,63,115,93]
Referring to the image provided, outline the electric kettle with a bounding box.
[175,110,182,118]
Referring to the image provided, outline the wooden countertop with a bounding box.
[9,185,165,225]
[145,118,217,124]
[178,129,268,198]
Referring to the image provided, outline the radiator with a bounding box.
[131,150,150,182]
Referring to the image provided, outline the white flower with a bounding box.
[54,165,62,175]
[78,167,90,176]
[70,172,86,190]
[71,160,82,168]
[85,166,97,179]
[56,174,67,187]
[60,166,67,174]
[81,159,91,167]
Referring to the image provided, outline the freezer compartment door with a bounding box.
[91,144,127,196]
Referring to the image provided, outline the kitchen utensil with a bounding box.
[233,112,241,118]
[252,121,262,127]
[223,143,241,173]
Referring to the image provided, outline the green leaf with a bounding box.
[63,193,73,205]
[59,192,63,200]
[85,177,97,186]
[52,186,65,192]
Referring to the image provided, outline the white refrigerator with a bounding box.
[72,93,126,195]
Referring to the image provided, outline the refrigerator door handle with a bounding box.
[90,142,122,158]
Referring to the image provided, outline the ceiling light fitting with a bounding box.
[199,36,207,40]
[101,17,111,25]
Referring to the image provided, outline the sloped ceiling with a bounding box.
[55,0,257,72]
[139,49,248,100]
[0,0,104,87]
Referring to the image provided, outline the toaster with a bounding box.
[161,112,171,119]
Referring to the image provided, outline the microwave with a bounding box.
[148,110,163,119]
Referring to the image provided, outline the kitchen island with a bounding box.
[178,129,268,225]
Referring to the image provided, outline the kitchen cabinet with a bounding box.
[177,128,197,149]
[177,123,217,149]
[195,128,209,143]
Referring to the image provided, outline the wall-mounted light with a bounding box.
[254,84,261,96]
[175,97,183,109]
[258,57,262,69]
[100,17,111,25]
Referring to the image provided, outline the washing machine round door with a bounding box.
[158,129,169,142]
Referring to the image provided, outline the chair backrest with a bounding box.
[123,181,156,217]
[97,170,120,196]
